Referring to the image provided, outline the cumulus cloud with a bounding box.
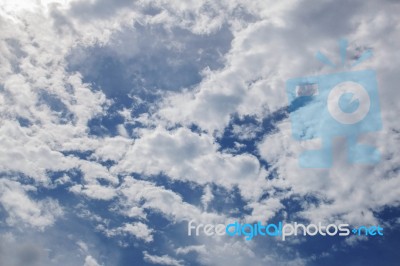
[117,177,223,224]
[101,222,154,243]
[0,179,63,228]
[84,255,102,266]
[113,126,262,190]
[143,251,183,266]
[1,0,400,265]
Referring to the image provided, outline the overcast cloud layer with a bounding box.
[0,0,400,265]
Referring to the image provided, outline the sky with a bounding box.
[0,0,400,265]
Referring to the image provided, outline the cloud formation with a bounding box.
[0,0,400,265]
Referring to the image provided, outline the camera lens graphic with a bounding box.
[327,81,371,125]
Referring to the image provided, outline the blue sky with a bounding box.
[0,0,400,265]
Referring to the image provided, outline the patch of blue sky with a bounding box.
[87,107,125,137]
[206,184,251,218]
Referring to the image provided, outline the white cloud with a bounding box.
[84,255,101,266]
[120,222,154,242]
[175,245,206,255]
[231,124,260,140]
[118,177,223,224]
[177,234,307,266]
[0,179,63,229]
[143,251,183,266]
[102,222,154,243]
[69,183,117,201]
[113,126,261,189]
[201,185,213,210]
[245,198,284,223]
